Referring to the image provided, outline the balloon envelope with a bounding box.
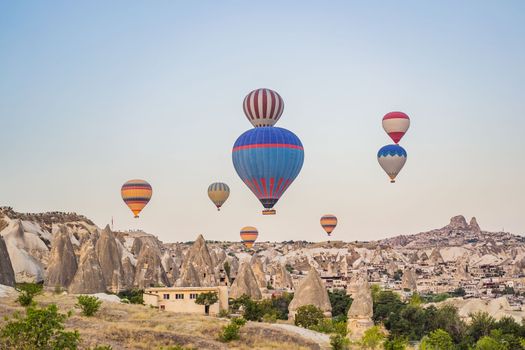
[240,226,258,249]
[243,88,284,127]
[382,111,410,144]
[377,145,407,183]
[232,127,304,214]
[320,214,338,236]
[121,179,152,218]
[207,182,230,211]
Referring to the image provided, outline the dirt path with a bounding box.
[270,324,331,350]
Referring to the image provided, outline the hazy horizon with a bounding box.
[1,1,524,242]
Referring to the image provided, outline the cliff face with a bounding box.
[0,236,15,287]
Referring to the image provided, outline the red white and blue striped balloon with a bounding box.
[382,111,410,144]
[243,88,284,127]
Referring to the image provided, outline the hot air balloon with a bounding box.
[240,226,258,249]
[382,111,410,144]
[121,179,152,218]
[207,182,230,211]
[377,145,407,183]
[320,214,338,237]
[232,127,304,215]
[243,88,284,127]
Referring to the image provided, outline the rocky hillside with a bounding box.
[1,206,524,294]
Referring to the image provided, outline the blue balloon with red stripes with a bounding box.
[232,127,304,215]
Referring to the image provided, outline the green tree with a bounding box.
[76,295,102,317]
[474,335,508,350]
[328,289,353,319]
[383,336,408,350]
[218,317,246,342]
[330,333,350,350]
[420,329,454,350]
[15,283,43,307]
[0,304,80,349]
[361,326,386,349]
[294,304,325,329]
[430,304,466,343]
[409,293,422,306]
[195,292,219,315]
[373,290,404,324]
[117,289,144,304]
[467,312,496,342]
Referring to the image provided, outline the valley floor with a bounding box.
[0,291,326,350]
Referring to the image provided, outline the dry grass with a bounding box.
[0,292,321,350]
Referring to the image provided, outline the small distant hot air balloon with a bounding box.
[320,214,338,237]
[121,179,152,218]
[382,111,410,144]
[377,145,407,183]
[243,88,284,127]
[240,226,258,249]
[207,182,230,211]
[232,127,304,215]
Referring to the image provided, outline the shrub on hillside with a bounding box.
[294,304,324,329]
[218,317,246,342]
[0,304,80,349]
[117,289,144,304]
[330,333,350,350]
[76,295,102,317]
[15,283,43,307]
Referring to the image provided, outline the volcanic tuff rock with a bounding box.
[134,242,169,289]
[448,215,469,230]
[429,248,445,265]
[288,266,332,318]
[0,236,15,287]
[44,225,77,289]
[347,280,374,340]
[229,262,262,300]
[121,257,136,288]
[269,263,294,290]
[469,217,481,234]
[69,241,106,294]
[95,225,125,292]
[401,268,417,291]
[250,255,267,289]
[178,234,217,287]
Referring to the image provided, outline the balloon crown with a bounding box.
[243,88,284,128]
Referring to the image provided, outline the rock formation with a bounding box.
[469,217,481,233]
[134,242,169,289]
[177,262,201,287]
[429,249,445,265]
[44,225,77,289]
[0,236,15,286]
[448,215,469,230]
[178,234,217,287]
[250,255,267,289]
[288,266,332,318]
[69,241,106,294]
[121,257,136,288]
[401,267,417,291]
[269,263,294,290]
[95,225,124,292]
[347,280,374,340]
[229,262,262,300]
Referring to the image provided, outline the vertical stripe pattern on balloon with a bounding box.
[243,88,284,127]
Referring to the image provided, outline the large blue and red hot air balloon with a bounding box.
[232,127,304,215]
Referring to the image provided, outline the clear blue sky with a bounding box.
[1,1,524,242]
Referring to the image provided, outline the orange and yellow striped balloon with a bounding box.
[320,214,337,237]
[240,226,258,249]
[121,179,152,218]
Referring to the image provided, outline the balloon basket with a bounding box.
[262,209,276,215]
